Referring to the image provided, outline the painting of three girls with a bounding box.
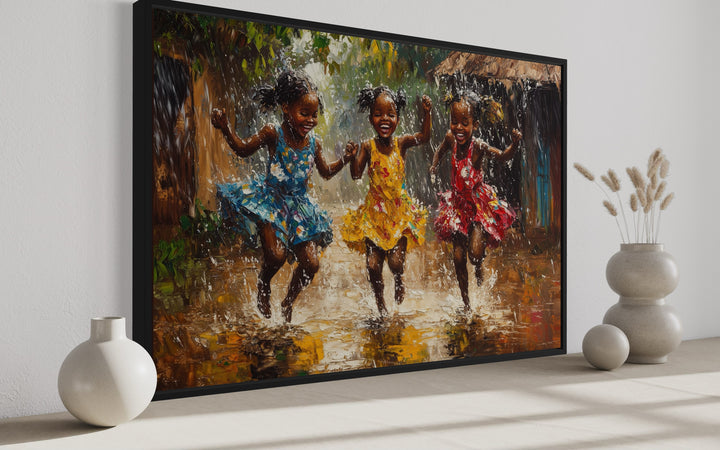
[211,69,522,324]
[148,9,564,390]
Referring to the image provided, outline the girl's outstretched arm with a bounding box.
[211,108,276,157]
[429,131,454,175]
[315,141,358,180]
[399,95,433,157]
[479,129,522,162]
[350,141,371,180]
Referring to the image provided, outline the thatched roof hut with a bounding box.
[431,51,562,87]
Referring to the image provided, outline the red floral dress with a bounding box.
[434,141,515,246]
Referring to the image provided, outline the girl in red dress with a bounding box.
[429,90,521,310]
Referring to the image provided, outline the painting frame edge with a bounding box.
[133,0,567,401]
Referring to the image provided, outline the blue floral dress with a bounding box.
[216,125,333,253]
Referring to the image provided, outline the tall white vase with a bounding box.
[603,244,682,363]
[58,317,157,427]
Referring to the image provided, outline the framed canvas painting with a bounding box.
[133,0,566,399]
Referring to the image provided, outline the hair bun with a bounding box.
[252,69,324,113]
[357,85,407,113]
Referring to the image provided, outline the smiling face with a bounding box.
[450,100,477,147]
[369,93,399,139]
[282,92,319,138]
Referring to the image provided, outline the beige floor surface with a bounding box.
[2,338,719,449]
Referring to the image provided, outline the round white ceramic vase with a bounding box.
[58,317,157,427]
[603,244,682,364]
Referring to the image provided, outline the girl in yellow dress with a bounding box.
[341,86,432,315]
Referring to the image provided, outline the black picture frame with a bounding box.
[134,0,567,401]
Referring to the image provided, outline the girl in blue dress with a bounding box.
[211,70,356,323]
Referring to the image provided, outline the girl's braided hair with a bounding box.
[253,69,324,113]
[357,85,407,113]
[444,88,484,122]
[444,75,504,127]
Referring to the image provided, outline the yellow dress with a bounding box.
[341,138,427,252]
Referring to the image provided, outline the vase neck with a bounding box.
[619,296,666,305]
[90,317,127,342]
[620,243,664,252]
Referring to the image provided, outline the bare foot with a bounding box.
[281,299,293,323]
[257,281,271,318]
[394,277,405,305]
[474,264,484,287]
[377,299,388,317]
[459,287,471,312]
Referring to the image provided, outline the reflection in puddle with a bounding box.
[361,316,430,368]
[153,226,562,391]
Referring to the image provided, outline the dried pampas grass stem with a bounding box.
[574,163,595,181]
[654,181,666,202]
[576,148,673,244]
[660,192,675,210]
[601,175,613,191]
[660,160,670,178]
[655,192,675,243]
[603,200,618,216]
[608,169,621,191]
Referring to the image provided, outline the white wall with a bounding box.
[2,0,719,419]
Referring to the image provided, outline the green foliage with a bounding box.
[312,34,331,51]
[152,9,296,84]
[153,234,209,300]
[191,58,204,77]
[180,198,229,256]
[154,199,230,292]
[153,238,189,286]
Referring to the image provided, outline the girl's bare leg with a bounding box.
[257,223,287,318]
[387,237,408,305]
[452,234,470,311]
[281,241,320,323]
[365,239,387,316]
[468,223,487,287]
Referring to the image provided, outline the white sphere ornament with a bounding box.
[582,324,630,370]
[58,317,157,427]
